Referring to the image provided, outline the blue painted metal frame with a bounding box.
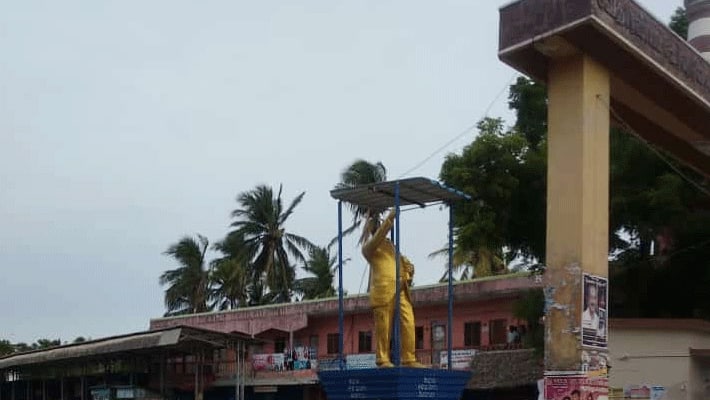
[332,177,469,372]
[338,200,345,370]
[447,204,454,371]
[393,182,401,366]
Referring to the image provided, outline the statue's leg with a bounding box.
[400,289,424,367]
[373,304,393,367]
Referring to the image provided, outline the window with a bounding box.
[464,322,481,347]
[489,319,508,345]
[274,338,286,353]
[358,331,372,353]
[415,326,424,350]
[327,333,339,354]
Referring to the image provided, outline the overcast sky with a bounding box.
[0,0,680,343]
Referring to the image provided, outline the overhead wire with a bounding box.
[596,95,710,198]
[398,73,518,178]
[352,74,518,295]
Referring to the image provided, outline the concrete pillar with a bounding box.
[545,52,610,370]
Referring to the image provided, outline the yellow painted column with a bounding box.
[545,53,610,372]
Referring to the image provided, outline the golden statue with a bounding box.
[361,209,423,368]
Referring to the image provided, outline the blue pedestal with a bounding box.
[318,368,471,400]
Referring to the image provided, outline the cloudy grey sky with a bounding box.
[0,0,680,343]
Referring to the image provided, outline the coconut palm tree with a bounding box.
[160,234,212,316]
[229,184,315,303]
[294,246,337,300]
[210,258,249,310]
[430,245,507,282]
[333,159,389,292]
[210,232,250,310]
[333,159,388,240]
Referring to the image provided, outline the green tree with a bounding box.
[210,232,250,310]
[160,234,212,316]
[0,340,13,356]
[229,184,314,303]
[73,337,87,343]
[437,7,710,320]
[334,159,388,238]
[14,343,31,353]
[334,159,389,292]
[669,7,688,39]
[512,289,545,357]
[34,339,61,349]
[294,246,337,300]
[440,117,543,275]
[429,245,507,281]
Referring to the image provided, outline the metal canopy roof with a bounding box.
[0,326,257,371]
[329,177,471,210]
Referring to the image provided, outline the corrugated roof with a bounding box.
[329,177,471,210]
[0,326,255,370]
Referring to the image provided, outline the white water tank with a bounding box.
[685,0,710,61]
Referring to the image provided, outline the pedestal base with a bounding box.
[318,368,471,400]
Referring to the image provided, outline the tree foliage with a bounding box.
[441,11,710,318]
[229,184,315,303]
[294,246,337,300]
[512,288,545,357]
[159,234,211,316]
[669,7,688,40]
[440,95,547,277]
[334,159,389,242]
[0,340,13,356]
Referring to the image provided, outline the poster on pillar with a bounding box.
[582,273,608,348]
[544,374,609,400]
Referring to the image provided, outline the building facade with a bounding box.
[608,319,710,400]
[149,274,543,399]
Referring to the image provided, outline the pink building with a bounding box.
[149,274,542,399]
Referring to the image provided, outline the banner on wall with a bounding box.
[439,349,476,369]
[252,346,317,371]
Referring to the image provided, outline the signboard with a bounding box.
[90,388,111,400]
[582,273,608,348]
[544,374,608,400]
[439,349,476,370]
[115,388,134,399]
[253,386,278,393]
[651,386,666,400]
[345,354,377,370]
[252,353,284,371]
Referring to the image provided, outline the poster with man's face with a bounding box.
[581,273,608,348]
